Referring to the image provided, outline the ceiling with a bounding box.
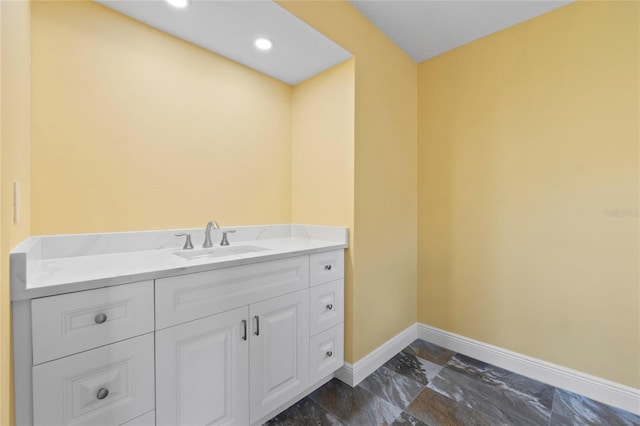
[95,0,352,85]
[351,0,573,62]
[96,0,574,85]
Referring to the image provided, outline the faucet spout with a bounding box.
[203,221,219,248]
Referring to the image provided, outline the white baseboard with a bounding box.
[417,323,640,416]
[335,322,639,416]
[335,323,417,387]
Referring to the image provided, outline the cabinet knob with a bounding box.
[94,313,108,324]
[326,304,333,311]
[326,351,333,358]
[96,387,109,400]
[324,264,332,271]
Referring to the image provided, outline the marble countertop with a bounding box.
[11,224,348,301]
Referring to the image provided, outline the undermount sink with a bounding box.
[173,245,268,260]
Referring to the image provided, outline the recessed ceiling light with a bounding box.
[166,0,188,8]
[254,38,273,51]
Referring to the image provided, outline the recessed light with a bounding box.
[254,38,273,51]
[166,0,188,8]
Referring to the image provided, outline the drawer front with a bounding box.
[32,281,154,364]
[156,256,309,329]
[33,334,155,426]
[121,411,155,426]
[309,325,344,384]
[309,280,344,336]
[309,250,344,287]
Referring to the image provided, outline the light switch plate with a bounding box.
[13,181,20,224]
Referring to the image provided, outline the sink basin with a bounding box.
[173,245,268,261]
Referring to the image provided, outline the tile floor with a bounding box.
[265,339,640,425]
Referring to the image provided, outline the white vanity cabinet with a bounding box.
[154,255,315,426]
[14,248,345,426]
[156,288,312,426]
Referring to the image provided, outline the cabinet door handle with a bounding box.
[324,264,332,271]
[326,351,333,358]
[326,304,333,311]
[94,313,108,324]
[254,316,260,336]
[96,387,109,400]
[242,320,247,341]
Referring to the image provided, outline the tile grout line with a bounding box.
[390,343,457,424]
[431,365,553,425]
[306,386,351,425]
[396,346,505,426]
[310,380,387,426]
[547,389,558,426]
[314,397,348,426]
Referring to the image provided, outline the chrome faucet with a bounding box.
[203,221,219,248]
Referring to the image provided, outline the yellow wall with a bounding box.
[279,1,418,361]
[418,1,639,387]
[291,58,355,360]
[0,1,32,424]
[31,1,292,235]
[292,59,354,228]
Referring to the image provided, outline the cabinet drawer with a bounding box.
[156,256,309,329]
[309,280,344,336]
[309,250,344,287]
[32,281,154,364]
[33,334,155,426]
[309,325,344,384]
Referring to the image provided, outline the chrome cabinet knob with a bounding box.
[94,313,108,324]
[326,304,333,311]
[326,351,333,358]
[324,264,332,271]
[96,388,109,400]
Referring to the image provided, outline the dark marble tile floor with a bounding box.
[265,339,640,425]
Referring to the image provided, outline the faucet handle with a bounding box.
[175,233,194,250]
[220,230,236,246]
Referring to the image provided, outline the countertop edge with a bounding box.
[11,242,347,302]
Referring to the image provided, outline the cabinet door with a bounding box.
[249,290,309,424]
[156,306,249,426]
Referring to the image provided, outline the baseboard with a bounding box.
[417,323,640,416]
[335,322,639,415]
[335,323,417,387]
